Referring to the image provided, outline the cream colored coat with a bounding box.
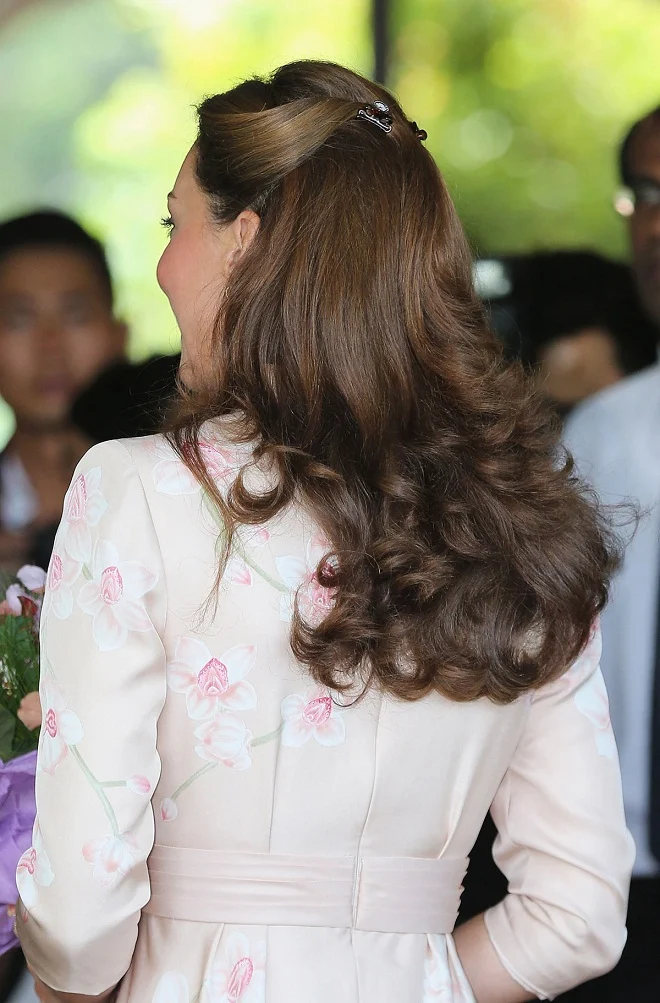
[17,429,634,1003]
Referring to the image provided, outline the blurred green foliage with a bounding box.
[1,0,660,379]
[0,0,371,365]
[391,0,660,258]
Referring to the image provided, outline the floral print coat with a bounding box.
[16,429,634,1003]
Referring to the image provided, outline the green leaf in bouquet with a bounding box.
[0,703,15,761]
[11,720,40,758]
[0,612,40,710]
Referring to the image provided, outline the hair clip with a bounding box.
[410,121,427,142]
[357,99,393,134]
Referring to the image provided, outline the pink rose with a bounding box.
[17,692,42,731]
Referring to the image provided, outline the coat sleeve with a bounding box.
[484,624,635,1000]
[16,439,167,995]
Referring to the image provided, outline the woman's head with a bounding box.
[164,60,618,704]
[158,60,470,420]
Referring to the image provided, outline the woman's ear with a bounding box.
[226,210,260,273]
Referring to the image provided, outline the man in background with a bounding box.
[0,211,126,569]
[516,250,657,416]
[561,107,660,1000]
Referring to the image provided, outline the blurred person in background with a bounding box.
[71,352,180,443]
[0,211,126,571]
[476,251,657,416]
[517,251,657,416]
[560,106,660,1002]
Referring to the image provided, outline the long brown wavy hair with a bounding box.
[168,60,619,704]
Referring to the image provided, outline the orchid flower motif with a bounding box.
[194,713,253,770]
[207,932,266,1003]
[77,540,158,651]
[46,551,81,620]
[16,824,54,909]
[280,687,345,748]
[153,441,244,496]
[82,833,140,888]
[61,467,107,563]
[167,639,257,720]
[38,679,84,774]
[275,533,336,625]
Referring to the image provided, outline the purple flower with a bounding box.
[0,751,36,956]
[16,566,46,593]
[4,584,23,616]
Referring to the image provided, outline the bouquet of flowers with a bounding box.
[0,565,45,957]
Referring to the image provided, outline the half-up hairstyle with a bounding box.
[168,59,619,704]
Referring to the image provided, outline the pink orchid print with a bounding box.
[16,824,54,909]
[77,540,158,651]
[275,533,337,626]
[280,687,345,747]
[61,467,107,564]
[82,833,140,888]
[194,713,253,770]
[153,441,244,496]
[38,679,84,775]
[167,639,257,720]
[46,551,81,620]
[207,931,266,1003]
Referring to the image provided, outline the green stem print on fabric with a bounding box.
[233,537,288,594]
[252,722,284,748]
[202,493,289,594]
[69,746,120,837]
[170,762,217,803]
[167,722,284,807]
[42,654,122,837]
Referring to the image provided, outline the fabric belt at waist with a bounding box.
[143,844,468,934]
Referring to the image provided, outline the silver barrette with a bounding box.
[356,99,393,134]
